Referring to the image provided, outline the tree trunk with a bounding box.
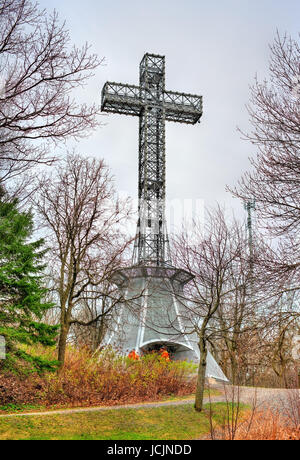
[57,323,70,372]
[95,316,106,351]
[194,337,208,412]
[230,355,238,386]
[280,368,288,389]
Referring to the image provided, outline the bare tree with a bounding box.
[212,260,255,385]
[264,292,300,388]
[231,32,300,279]
[174,207,254,411]
[233,32,300,234]
[228,34,300,375]
[69,283,121,352]
[34,153,132,369]
[0,0,102,193]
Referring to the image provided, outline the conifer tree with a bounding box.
[0,192,58,372]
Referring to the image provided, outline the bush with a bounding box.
[0,372,44,406]
[0,346,196,408]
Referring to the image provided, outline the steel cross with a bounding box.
[101,53,202,266]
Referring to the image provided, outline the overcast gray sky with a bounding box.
[40,0,299,230]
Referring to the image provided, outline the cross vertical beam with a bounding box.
[138,54,167,265]
[101,53,202,266]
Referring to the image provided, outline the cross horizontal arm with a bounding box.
[164,90,202,124]
[101,82,203,125]
[101,81,141,117]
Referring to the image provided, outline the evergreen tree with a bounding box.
[0,193,58,372]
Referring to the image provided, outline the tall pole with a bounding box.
[244,199,255,273]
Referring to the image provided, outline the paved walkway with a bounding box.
[0,386,298,418]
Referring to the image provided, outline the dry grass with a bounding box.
[220,387,300,440]
[227,409,300,440]
[205,385,300,440]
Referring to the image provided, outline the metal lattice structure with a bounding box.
[244,199,256,269]
[101,53,203,266]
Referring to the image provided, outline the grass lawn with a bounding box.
[0,402,246,440]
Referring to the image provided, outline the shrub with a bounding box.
[0,372,44,406]
[0,346,196,408]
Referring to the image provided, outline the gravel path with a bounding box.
[0,386,298,418]
[221,386,300,412]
